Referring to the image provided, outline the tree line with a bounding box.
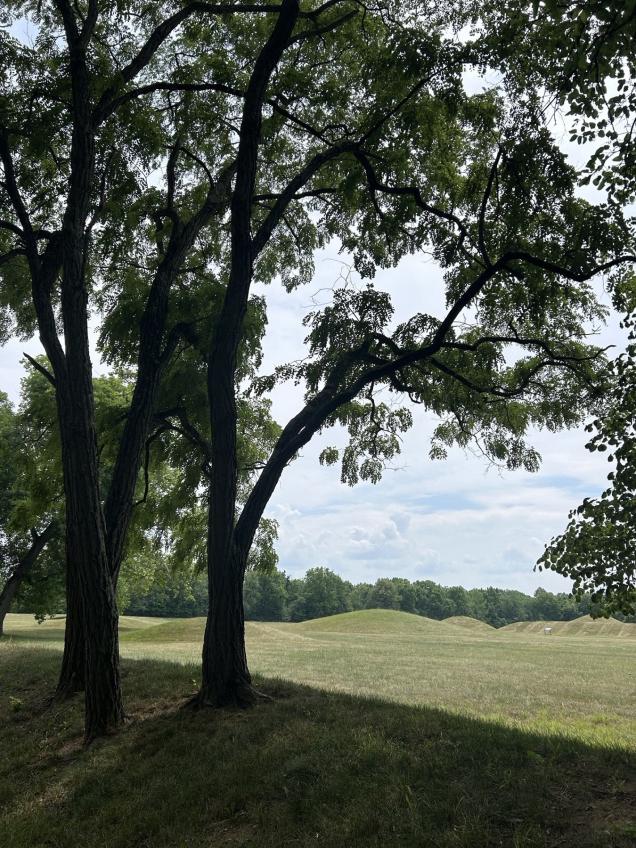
[105,566,628,627]
[1,0,634,740]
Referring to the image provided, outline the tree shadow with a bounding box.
[1,648,634,848]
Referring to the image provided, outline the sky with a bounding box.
[3,243,619,596]
[249,250,623,595]
[0,16,627,596]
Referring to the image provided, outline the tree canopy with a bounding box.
[482,0,636,614]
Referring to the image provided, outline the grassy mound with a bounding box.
[1,645,635,848]
[296,608,458,635]
[499,620,562,635]
[443,615,495,632]
[501,616,636,638]
[3,613,166,642]
[561,615,636,639]
[120,616,206,643]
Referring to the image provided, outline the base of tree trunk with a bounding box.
[188,681,272,710]
[56,620,85,697]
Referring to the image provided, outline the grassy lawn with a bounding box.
[1,610,635,847]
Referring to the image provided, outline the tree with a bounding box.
[0,367,169,633]
[0,0,296,738]
[244,570,287,621]
[484,1,636,614]
[288,567,352,621]
[0,385,60,635]
[349,582,373,611]
[446,585,471,617]
[390,578,418,613]
[540,304,636,615]
[2,1,635,723]
[414,580,453,620]
[370,578,401,610]
[180,1,634,706]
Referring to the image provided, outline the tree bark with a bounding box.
[51,15,124,738]
[55,389,124,737]
[0,523,56,637]
[56,565,85,694]
[198,539,254,706]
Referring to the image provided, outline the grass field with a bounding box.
[1,610,635,847]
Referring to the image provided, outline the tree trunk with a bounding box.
[57,402,125,738]
[198,0,300,709]
[0,523,56,637]
[199,543,254,707]
[56,565,85,694]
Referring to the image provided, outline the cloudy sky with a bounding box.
[1,18,625,595]
[251,247,624,595]
[0,243,619,595]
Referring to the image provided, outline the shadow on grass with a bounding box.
[1,646,634,848]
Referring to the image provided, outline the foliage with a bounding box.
[473,1,636,615]
[121,565,613,627]
[540,303,636,616]
[243,569,287,621]
[0,379,63,618]
[477,1,636,203]
[2,0,636,715]
[287,567,353,621]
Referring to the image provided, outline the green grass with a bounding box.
[297,608,460,634]
[1,610,635,847]
[443,615,496,631]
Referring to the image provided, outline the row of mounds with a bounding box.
[3,613,176,642]
[293,610,636,639]
[5,609,635,642]
[500,615,636,639]
[119,617,205,643]
[296,609,448,635]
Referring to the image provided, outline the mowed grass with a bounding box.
[4,609,636,749]
[1,609,635,847]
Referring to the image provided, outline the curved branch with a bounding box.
[23,353,56,387]
[252,141,357,256]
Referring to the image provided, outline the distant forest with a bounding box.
[116,567,635,628]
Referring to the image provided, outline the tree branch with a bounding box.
[23,353,56,387]
[133,425,170,508]
[288,8,358,45]
[93,4,287,124]
[96,81,245,124]
[0,134,36,257]
[252,141,356,256]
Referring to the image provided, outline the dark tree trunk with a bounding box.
[50,24,124,739]
[56,390,124,738]
[56,565,85,694]
[0,523,56,637]
[198,0,300,707]
[199,541,253,706]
